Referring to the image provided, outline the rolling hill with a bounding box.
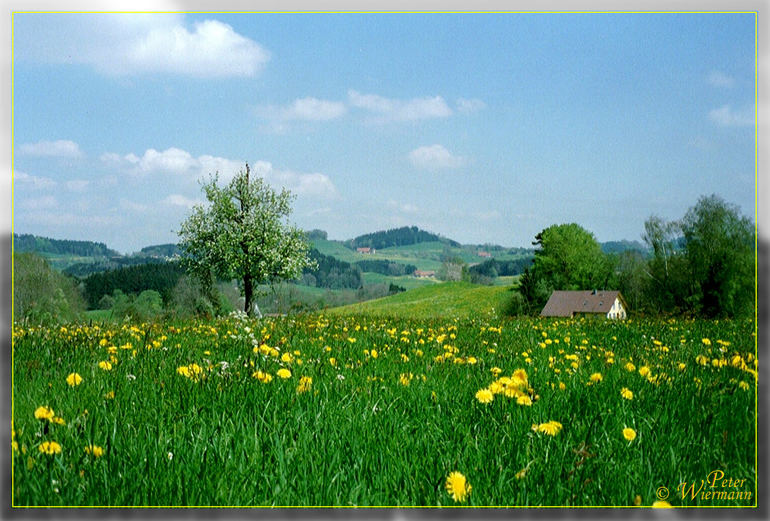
[325,281,520,320]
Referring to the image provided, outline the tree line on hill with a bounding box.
[346,226,460,250]
[14,233,120,257]
[517,194,754,318]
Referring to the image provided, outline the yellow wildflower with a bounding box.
[620,388,634,400]
[66,373,83,387]
[533,421,562,436]
[84,445,104,457]
[296,376,313,393]
[445,471,471,502]
[276,368,292,379]
[34,406,55,421]
[39,441,62,455]
[623,427,637,442]
[475,388,494,404]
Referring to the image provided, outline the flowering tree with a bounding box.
[178,163,313,317]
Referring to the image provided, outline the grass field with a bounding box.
[327,281,517,319]
[12,310,757,507]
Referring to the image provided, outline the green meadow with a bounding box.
[12,309,757,507]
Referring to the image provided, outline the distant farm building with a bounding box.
[540,290,628,319]
[356,247,375,254]
[477,251,492,258]
[413,270,436,278]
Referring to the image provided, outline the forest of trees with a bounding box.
[82,262,187,309]
[301,248,363,289]
[354,259,418,277]
[14,233,120,257]
[467,257,534,284]
[347,226,460,250]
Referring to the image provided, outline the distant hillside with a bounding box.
[14,233,120,257]
[346,226,461,250]
[140,243,183,258]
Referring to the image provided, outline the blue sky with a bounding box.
[12,12,756,254]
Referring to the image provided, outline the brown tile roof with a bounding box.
[540,290,624,317]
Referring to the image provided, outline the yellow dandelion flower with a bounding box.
[98,361,112,371]
[276,368,292,379]
[490,366,502,376]
[51,416,66,425]
[475,388,494,404]
[589,372,603,383]
[66,372,83,387]
[625,362,635,372]
[84,445,104,457]
[503,386,522,398]
[638,366,650,377]
[620,388,634,400]
[296,376,313,393]
[34,406,55,421]
[445,471,471,502]
[738,381,750,390]
[623,427,637,442]
[371,349,378,359]
[701,338,711,346]
[558,382,566,391]
[533,421,562,436]
[516,395,532,406]
[39,441,62,455]
[104,390,115,399]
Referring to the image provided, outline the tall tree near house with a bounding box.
[680,194,754,318]
[178,163,314,318]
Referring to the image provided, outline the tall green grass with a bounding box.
[12,314,756,507]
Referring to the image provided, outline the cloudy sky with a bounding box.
[12,12,756,254]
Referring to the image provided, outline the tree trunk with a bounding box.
[244,273,254,317]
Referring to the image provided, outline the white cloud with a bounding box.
[348,90,452,122]
[456,98,486,113]
[162,194,202,208]
[708,105,754,127]
[707,70,735,88]
[256,162,339,199]
[126,19,270,77]
[18,139,82,158]
[101,146,338,199]
[280,97,347,121]
[16,14,269,78]
[408,145,465,169]
[103,147,218,177]
[139,148,198,174]
[14,171,57,190]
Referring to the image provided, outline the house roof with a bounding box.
[540,290,624,317]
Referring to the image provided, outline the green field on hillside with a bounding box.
[327,281,518,319]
